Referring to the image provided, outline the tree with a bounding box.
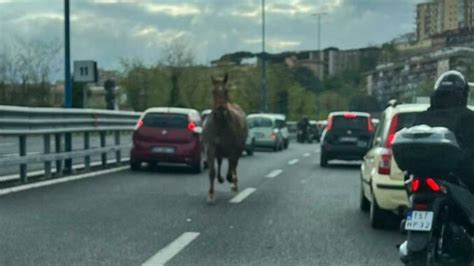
[159,39,195,107]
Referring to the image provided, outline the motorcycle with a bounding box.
[392,125,474,266]
[297,128,313,143]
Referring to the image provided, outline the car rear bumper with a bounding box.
[372,173,408,212]
[322,143,367,160]
[131,140,201,164]
[254,139,277,147]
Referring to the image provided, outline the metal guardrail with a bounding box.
[0,105,142,184]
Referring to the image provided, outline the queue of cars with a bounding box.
[130,108,291,173]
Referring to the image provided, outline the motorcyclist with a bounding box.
[414,70,474,191]
[298,116,310,142]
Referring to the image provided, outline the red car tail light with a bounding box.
[326,115,333,131]
[378,148,392,175]
[187,121,197,131]
[385,114,399,149]
[135,119,144,130]
[411,178,421,192]
[426,178,441,192]
[368,118,374,132]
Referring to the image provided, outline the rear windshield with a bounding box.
[142,113,188,128]
[396,112,418,131]
[248,117,273,128]
[332,115,369,131]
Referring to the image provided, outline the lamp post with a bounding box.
[64,0,72,173]
[312,12,327,119]
[260,0,268,113]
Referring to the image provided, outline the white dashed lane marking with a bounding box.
[142,232,200,266]
[265,169,283,178]
[288,159,299,165]
[229,187,257,203]
[303,153,311,157]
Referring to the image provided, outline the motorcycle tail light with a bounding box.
[426,178,441,193]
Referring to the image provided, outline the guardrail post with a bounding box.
[115,131,121,165]
[19,135,27,183]
[44,134,51,179]
[55,133,62,176]
[64,132,72,174]
[100,131,107,168]
[84,132,90,171]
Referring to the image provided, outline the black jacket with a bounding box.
[414,105,474,190]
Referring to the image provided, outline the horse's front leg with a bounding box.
[207,148,216,203]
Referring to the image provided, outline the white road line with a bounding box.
[303,153,311,157]
[0,166,128,196]
[142,232,200,266]
[229,187,257,203]
[265,169,283,179]
[288,159,299,165]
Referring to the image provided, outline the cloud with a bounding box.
[0,0,426,69]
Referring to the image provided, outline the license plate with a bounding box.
[340,137,357,142]
[357,141,367,147]
[152,147,175,154]
[405,211,434,231]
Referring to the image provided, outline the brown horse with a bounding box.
[203,74,248,202]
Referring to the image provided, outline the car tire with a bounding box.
[320,151,328,167]
[247,139,255,156]
[370,190,387,229]
[360,179,370,212]
[191,159,203,174]
[130,160,141,171]
[284,139,289,149]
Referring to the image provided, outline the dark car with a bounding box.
[130,107,205,173]
[320,112,374,167]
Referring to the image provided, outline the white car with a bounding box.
[247,113,287,151]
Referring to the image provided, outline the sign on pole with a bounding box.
[73,60,98,83]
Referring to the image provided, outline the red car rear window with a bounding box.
[332,116,369,131]
[142,113,188,128]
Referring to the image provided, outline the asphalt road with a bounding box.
[0,143,404,266]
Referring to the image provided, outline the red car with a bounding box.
[130,107,205,173]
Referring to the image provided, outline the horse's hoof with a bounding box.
[231,185,239,192]
[207,194,215,204]
[217,176,224,183]
[226,175,233,183]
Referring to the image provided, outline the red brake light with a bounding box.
[271,132,276,140]
[326,115,333,131]
[385,114,399,148]
[135,119,144,130]
[378,148,392,175]
[411,178,421,192]
[426,178,441,192]
[188,122,197,131]
[344,113,357,119]
[368,118,374,132]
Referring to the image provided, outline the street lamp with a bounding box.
[260,0,268,113]
[311,12,327,120]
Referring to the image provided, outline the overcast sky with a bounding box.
[0,0,425,69]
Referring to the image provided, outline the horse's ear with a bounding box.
[223,73,228,85]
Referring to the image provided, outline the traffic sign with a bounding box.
[73,60,98,83]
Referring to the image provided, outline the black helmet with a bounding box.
[434,70,469,97]
[431,70,470,108]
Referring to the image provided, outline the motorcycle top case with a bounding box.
[392,125,462,177]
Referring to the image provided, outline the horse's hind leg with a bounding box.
[228,156,239,192]
[217,156,224,183]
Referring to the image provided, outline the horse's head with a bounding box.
[211,73,229,109]
[211,74,230,123]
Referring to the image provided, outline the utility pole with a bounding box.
[64,0,72,174]
[261,0,268,113]
[312,12,327,119]
[64,0,72,108]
